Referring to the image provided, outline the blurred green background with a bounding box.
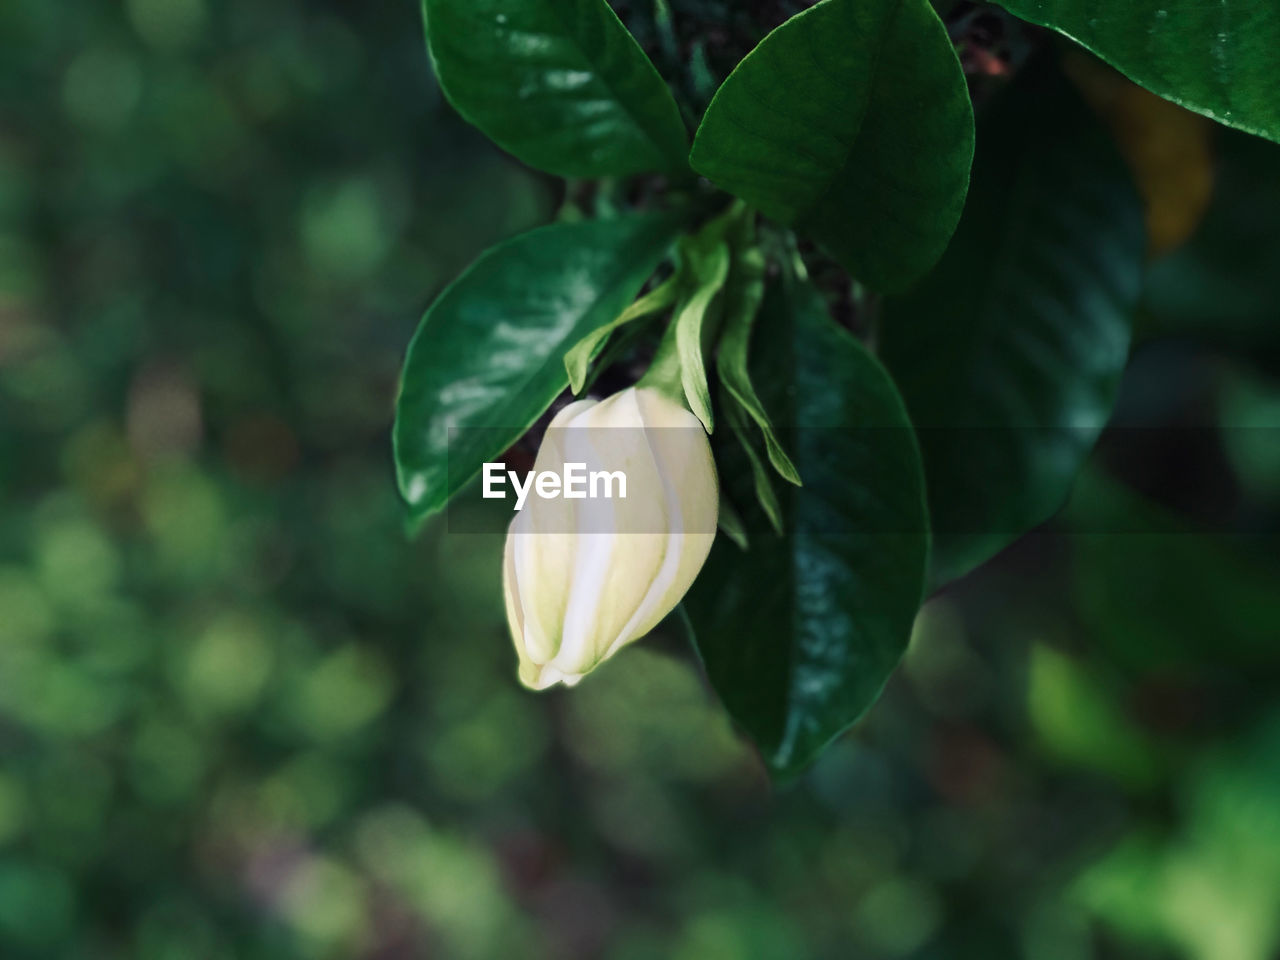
[3,1,1280,958]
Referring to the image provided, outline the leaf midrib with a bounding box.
[795,0,906,223]
[542,0,683,169]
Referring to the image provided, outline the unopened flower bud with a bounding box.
[503,386,718,689]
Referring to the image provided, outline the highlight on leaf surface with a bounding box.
[423,0,689,178]
[995,0,1280,145]
[393,212,684,522]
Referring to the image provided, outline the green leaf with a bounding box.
[717,225,801,486]
[564,273,680,395]
[994,0,1280,144]
[423,0,689,178]
[394,212,682,522]
[685,274,929,779]
[689,0,974,291]
[673,233,730,433]
[880,61,1144,587]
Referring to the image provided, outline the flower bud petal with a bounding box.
[503,386,718,689]
[607,387,718,648]
[509,399,596,666]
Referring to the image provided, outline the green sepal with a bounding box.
[564,273,682,394]
[717,490,750,550]
[722,392,785,536]
[673,238,730,432]
[717,219,802,487]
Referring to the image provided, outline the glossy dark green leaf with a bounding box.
[394,213,682,522]
[689,0,974,291]
[880,62,1144,587]
[686,274,929,779]
[423,0,689,178]
[995,0,1280,144]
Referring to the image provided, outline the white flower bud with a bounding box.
[502,386,718,689]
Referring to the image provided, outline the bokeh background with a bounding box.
[3,0,1280,958]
